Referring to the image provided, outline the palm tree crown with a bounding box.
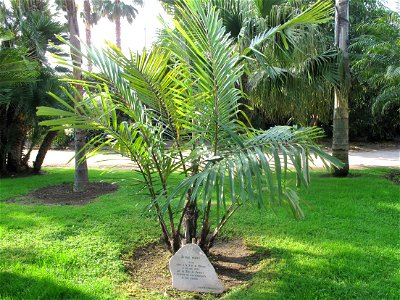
[93,0,143,49]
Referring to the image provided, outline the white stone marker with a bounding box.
[169,243,224,294]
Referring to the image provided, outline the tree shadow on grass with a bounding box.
[0,272,97,300]
[225,244,399,299]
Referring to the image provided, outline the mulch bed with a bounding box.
[124,239,270,298]
[6,182,118,205]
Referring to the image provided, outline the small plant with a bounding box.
[53,129,74,149]
[38,0,340,254]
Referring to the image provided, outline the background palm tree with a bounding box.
[0,30,38,173]
[65,0,89,191]
[332,0,350,176]
[349,5,400,140]
[208,0,338,127]
[82,0,101,71]
[0,0,66,175]
[93,0,143,49]
[0,37,38,86]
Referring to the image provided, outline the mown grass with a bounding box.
[0,168,399,299]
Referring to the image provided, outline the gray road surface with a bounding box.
[30,147,399,170]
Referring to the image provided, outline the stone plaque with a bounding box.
[169,243,224,294]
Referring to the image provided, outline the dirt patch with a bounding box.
[124,239,269,298]
[6,182,118,205]
[0,169,35,179]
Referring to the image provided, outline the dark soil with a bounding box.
[124,239,270,298]
[319,172,362,178]
[384,169,400,184]
[0,168,37,179]
[6,182,118,205]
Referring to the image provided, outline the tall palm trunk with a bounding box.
[65,0,89,191]
[332,0,350,177]
[83,0,93,71]
[115,0,121,49]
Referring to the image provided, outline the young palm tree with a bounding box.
[38,0,340,254]
[92,0,143,49]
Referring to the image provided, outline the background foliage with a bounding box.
[349,0,400,140]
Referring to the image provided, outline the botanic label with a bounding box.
[169,243,224,294]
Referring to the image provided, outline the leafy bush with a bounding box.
[52,129,74,149]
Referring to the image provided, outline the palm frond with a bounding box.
[165,0,244,154]
[0,48,39,86]
[170,125,340,219]
[246,0,333,55]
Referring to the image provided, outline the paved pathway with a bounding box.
[30,147,399,170]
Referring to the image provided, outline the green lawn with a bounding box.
[0,168,399,299]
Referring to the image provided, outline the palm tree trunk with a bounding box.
[332,89,349,176]
[73,129,89,191]
[184,200,198,243]
[115,15,121,49]
[115,0,121,49]
[83,0,93,71]
[66,0,89,191]
[6,113,28,173]
[0,108,8,175]
[33,130,58,174]
[332,0,350,176]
